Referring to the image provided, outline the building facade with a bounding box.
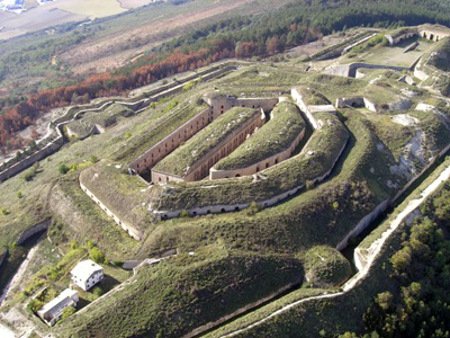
[70,260,104,291]
[37,288,79,326]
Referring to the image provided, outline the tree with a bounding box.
[89,246,106,264]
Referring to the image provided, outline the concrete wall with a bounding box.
[80,180,142,240]
[210,128,305,179]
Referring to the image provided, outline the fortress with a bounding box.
[128,93,279,182]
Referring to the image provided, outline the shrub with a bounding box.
[58,163,70,175]
[89,247,106,264]
[61,306,76,320]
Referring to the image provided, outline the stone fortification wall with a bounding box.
[203,95,279,117]
[0,134,64,182]
[152,96,349,221]
[137,96,278,182]
[335,97,378,113]
[130,108,212,176]
[80,181,143,240]
[324,62,408,78]
[210,128,305,179]
[0,63,236,184]
[152,109,265,183]
[154,134,348,220]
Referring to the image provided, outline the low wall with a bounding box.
[16,219,51,245]
[324,62,408,78]
[154,134,348,220]
[80,181,142,240]
[0,136,64,182]
[210,129,305,180]
[336,199,390,251]
[183,282,299,338]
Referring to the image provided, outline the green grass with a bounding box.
[154,107,260,177]
[303,246,352,288]
[57,246,303,338]
[79,161,152,234]
[294,86,331,106]
[150,112,348,211]
[215,101,305,170]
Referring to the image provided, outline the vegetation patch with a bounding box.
[303,246,352,288]
[154,107,260,177]
[215,101,305,170]
[79,162,152,234]
[57,248,303,338]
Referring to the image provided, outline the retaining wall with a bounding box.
[210,128,306,179]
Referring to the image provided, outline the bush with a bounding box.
[89,247,106,264]
[58,163,70,175]
[92,286,104,298]
[61,306,76,320]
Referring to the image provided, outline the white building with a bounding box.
[70,259,104,291]
[37,288,78,326]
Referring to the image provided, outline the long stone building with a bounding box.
[151,106,266,183]
[128,92,278,182]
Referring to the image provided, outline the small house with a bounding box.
[70,259,104,291]
[37,288,78,326]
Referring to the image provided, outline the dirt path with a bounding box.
[220,162,450,337]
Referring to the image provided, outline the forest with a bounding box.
[342,183,450,338]
[2,0,450,152]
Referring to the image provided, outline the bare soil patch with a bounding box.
[59,0,254,74]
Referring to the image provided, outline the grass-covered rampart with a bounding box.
[57,247,303,338]
[154,107,260,177]
[150,112,348,211]
[214,101,305,171]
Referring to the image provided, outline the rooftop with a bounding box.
[70,259,103,282]
[154,107,262,177]
[38,288,78,317]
